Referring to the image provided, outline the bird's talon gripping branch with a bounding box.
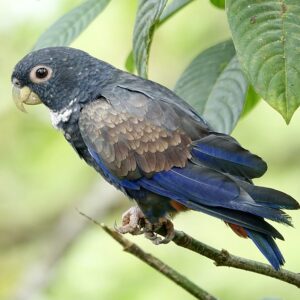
[144,230,159,243]
[160,218,176,244]
[143,217,175,245]
[116,206,175,244]
[116,206,145,236]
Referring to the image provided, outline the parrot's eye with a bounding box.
[30,65,53,83]
[36,68,48,78]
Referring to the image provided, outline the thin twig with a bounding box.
[79,211,217,300]
[170,230,300,288]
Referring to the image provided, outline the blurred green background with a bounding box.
[1,1,300,299]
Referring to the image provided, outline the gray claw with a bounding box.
[116,206,175,244]
[117,206,145,235]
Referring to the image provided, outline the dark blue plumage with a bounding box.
[12,47,299,270]
[88,148,140,191]
[245,230,285,270]
[142,165,291,225]
[86,125,295,270]
[191,133,267,179]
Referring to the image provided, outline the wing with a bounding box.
[191,133,268,179]
[106,75,268,180]
[78,86,207,180]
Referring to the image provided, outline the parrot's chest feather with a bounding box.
[50,108,73,130]
[49,102,80,131]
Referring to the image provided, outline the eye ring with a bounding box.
[30,65,53,83]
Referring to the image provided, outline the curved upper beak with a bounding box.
[12,84,42,113]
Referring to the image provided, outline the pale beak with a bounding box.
[12,85,42,113]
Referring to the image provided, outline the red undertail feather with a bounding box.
[170,200,189,212]
[227,222,248,238]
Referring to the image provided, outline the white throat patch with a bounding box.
[49,98,78,130]
[50,108,73,129]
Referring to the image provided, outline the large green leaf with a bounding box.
[127,0,193,73]
[202,56,248,133]
[226,0,300,123]
[133,0,168,78]
[174,40,248,134]
[210,0,225,9]
[34,0,111,50]
[242,85,261,117]
[125,51,135,73]
[160,0,195,25]
[174,41,236,114]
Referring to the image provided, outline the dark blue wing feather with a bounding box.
[138,176,283,239]
[88,148,140,191]
[191,133,267,179]
[148,164,291,225]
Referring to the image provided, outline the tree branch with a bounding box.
[80,211,300,292]
[79,212,217,300]
[169,230,300,288]
[11,181,127,300]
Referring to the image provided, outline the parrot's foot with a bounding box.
[116,206,145,235]
[116,206,175,245]
[143,218,175,245]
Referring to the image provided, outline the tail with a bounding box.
[190,133,298,269]
[136,133,299,269]
[245,229,285,270]
[226,222,285,269]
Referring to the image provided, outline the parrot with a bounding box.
[12,47,299,270]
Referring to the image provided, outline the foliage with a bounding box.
[34,0,111,50]
[132,0,167,78]
[227,0,300,123]
[210,0,225,9]
[174,40,247,133]
[34,0,300,129]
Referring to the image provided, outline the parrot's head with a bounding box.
[11,47,113,112]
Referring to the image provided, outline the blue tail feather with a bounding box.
[245,229,285,270]
[232,177,300,210]
[137,162,292,269]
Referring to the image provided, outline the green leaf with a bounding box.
[242,85,261,117]
[34,0,111,50]
[175,40,248,134]
[133,0,168,78]
[160,0,195,24]
[226,0,300,123]
[174,40,236,114]
[126,0,194,73]
[210,0,225,9]
[202,56,248,133]
[125,52,135,73]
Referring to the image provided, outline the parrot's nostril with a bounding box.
[12,77,21,87]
